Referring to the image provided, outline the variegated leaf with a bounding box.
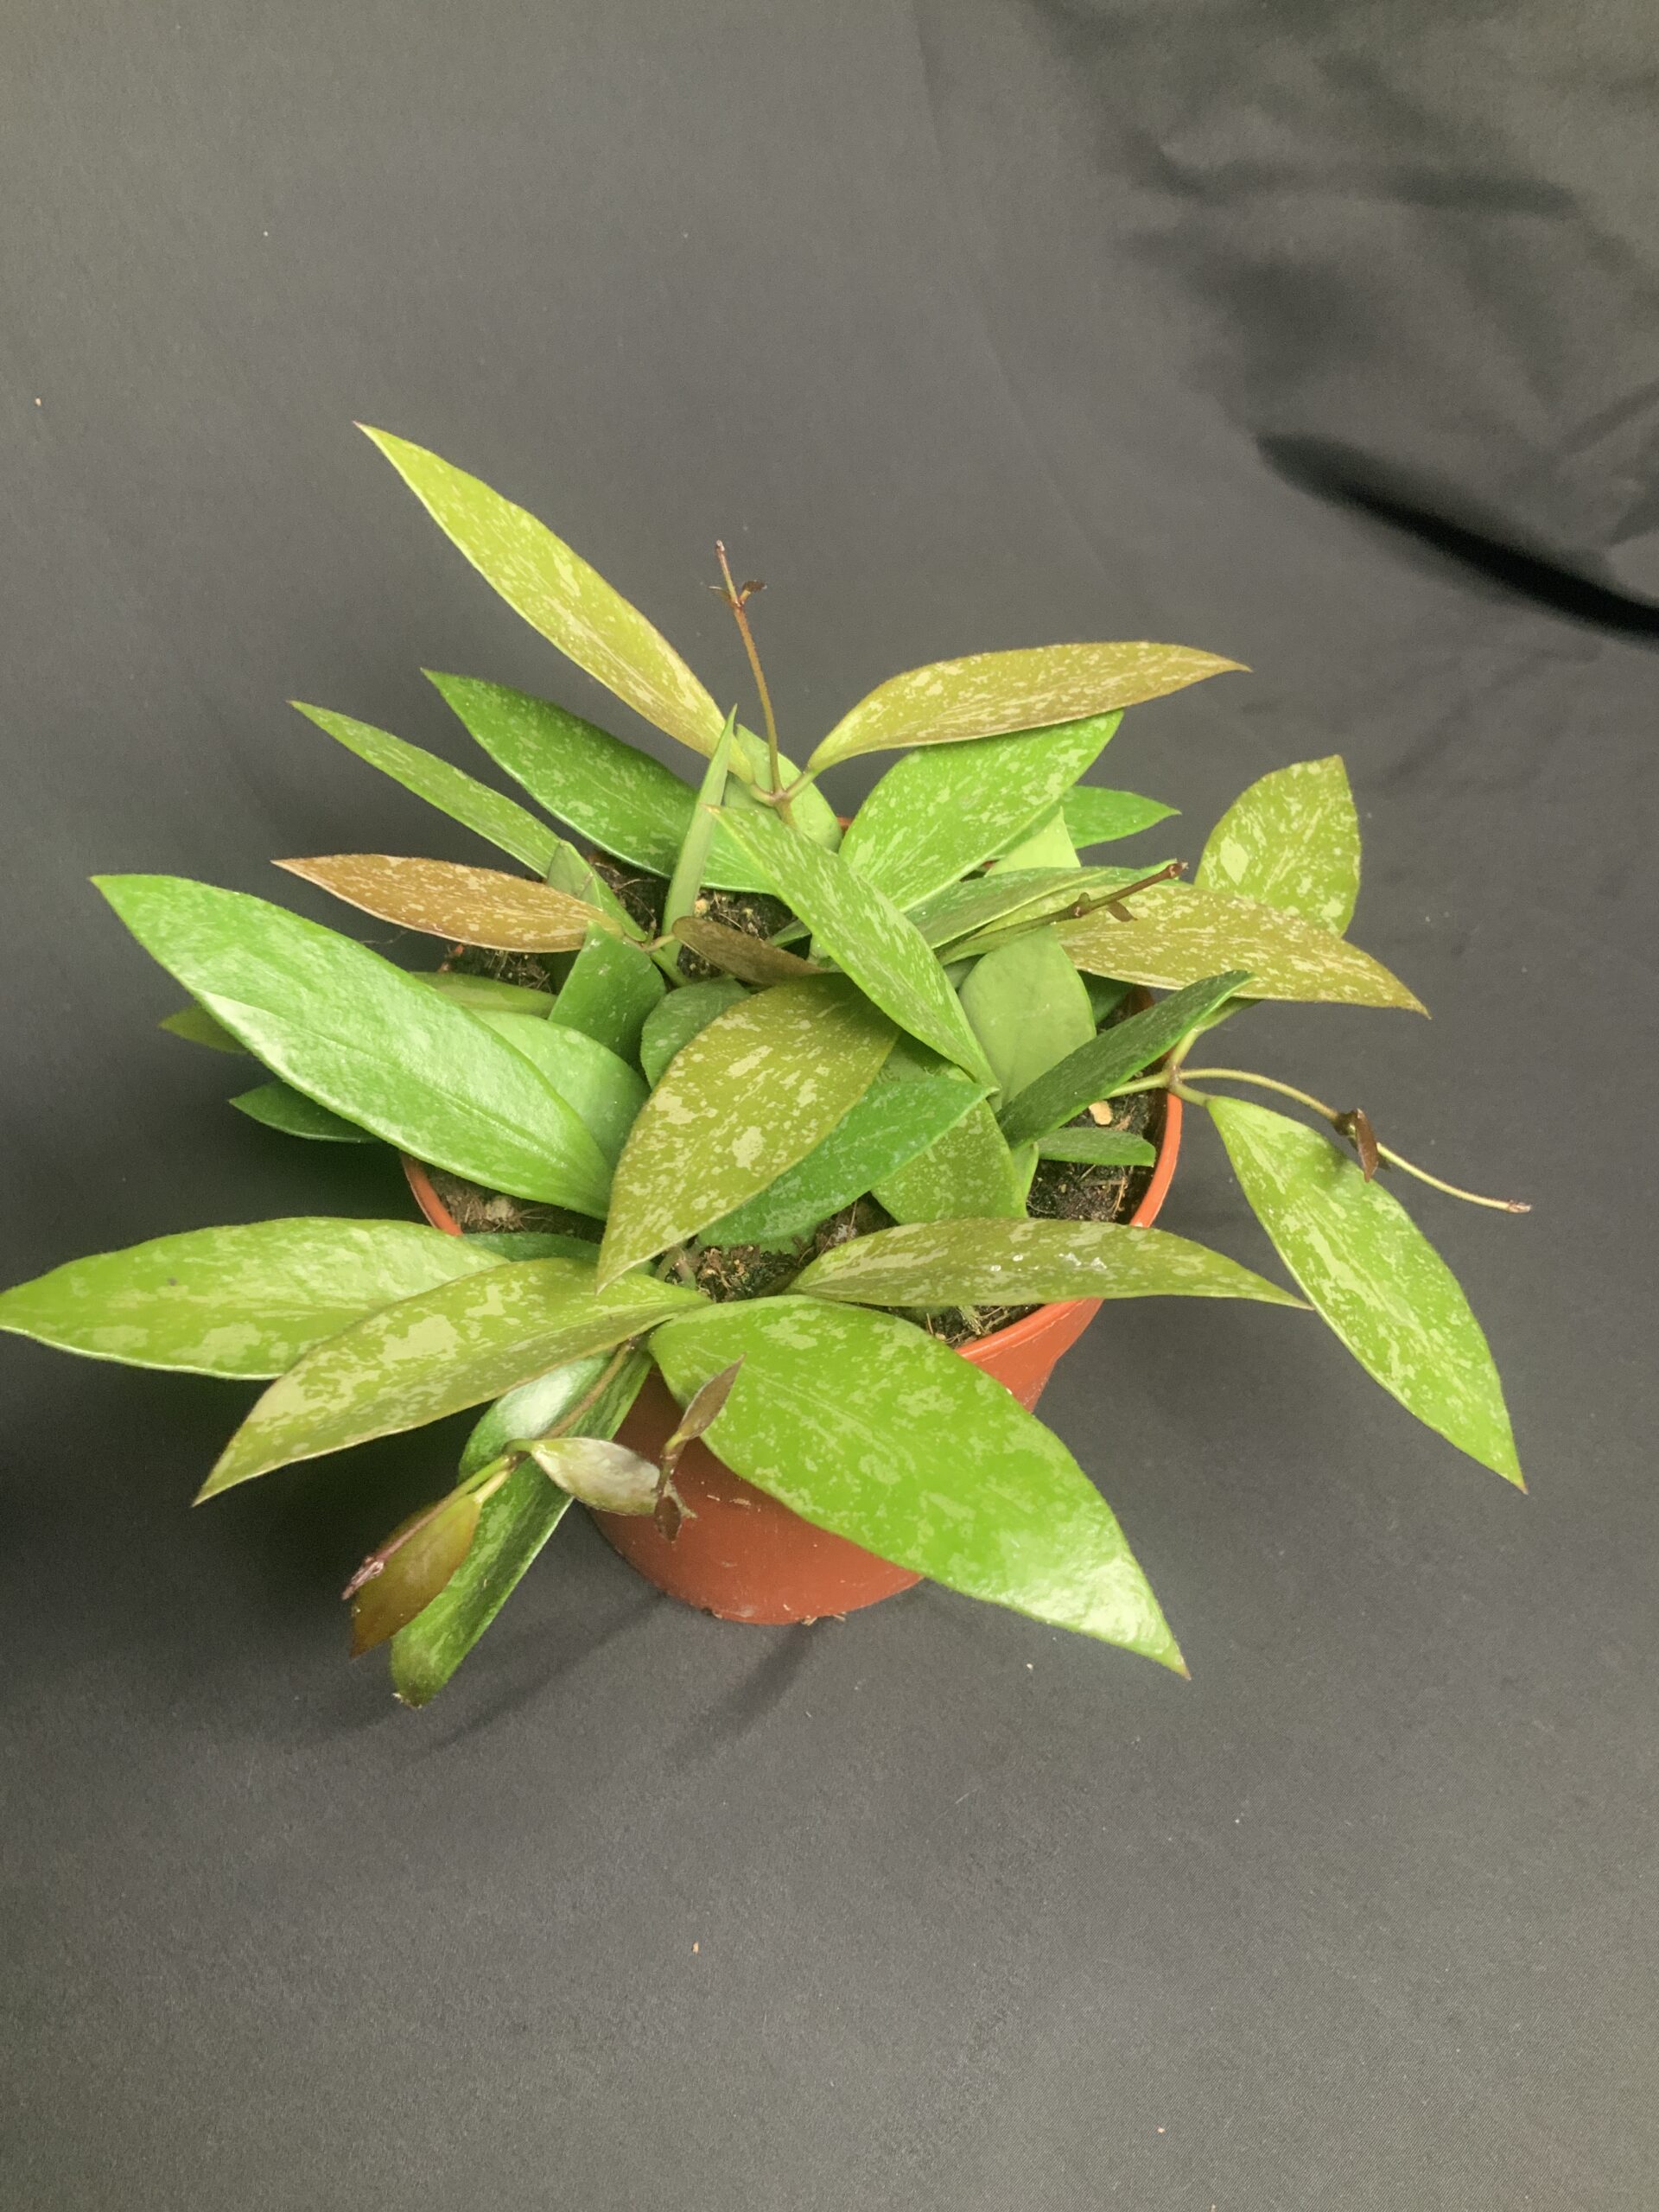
[1197,755,1360,933]
[275,854,617,952]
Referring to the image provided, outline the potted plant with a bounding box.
[0,430,1528,1707]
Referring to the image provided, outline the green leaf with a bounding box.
[1208,1099,1522,1484]
[990,806,1080,872]
[1035,1128,1156,1166]
[349,1491,482,1658]
[275,854,617,952]
[959,930,1097,1104]
[522,1434,660,1513]
[362,429,727,760]
[462,1230,600,1263]
[637,976,747,1087]
[839,714,1120,911]
[475,1011,646,1166]
[703,1067,987,1246]
[541,837,649,940]
[1059,884,1424,1011]
[160,1004,245,1053]
[728,728,843,852]
[292,702,558,874]
[718,811,995,1084]
[98,875,614,1213]
[998,970,1249,1144]
[599,978,896,1284]
[809,643,1244,772]
[201,1261,701,1495]
[549,926,665,1063]
[908,866,1155,952]
[414,971,554,1016]
[230,1082,378,1143]
[391,1348,648,1707]
[0,1218,509,1378]
[663,709,737,935]
[873,1095,1026,1223]
[791,1217,1303,1310]
[1197,755,1360,934]
[1062,787,1179,848]
[650,1299,1185,1667]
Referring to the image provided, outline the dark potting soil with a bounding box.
[427,851,1158,1347]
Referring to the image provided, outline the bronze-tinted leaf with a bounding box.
[348,1492,482,1656]
[670,917,823,986]
[661,1359,744,1473]
[276,855,618,952]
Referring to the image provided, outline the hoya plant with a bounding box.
[0,430,1528,1705]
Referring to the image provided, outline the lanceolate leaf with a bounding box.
[1198,755,1360,934]
[998,970,1249,1145]
[650,1299,1185,1668]
[542,838,648,939]
[456,1351,617,1478]
[718,811,995,1084]
[959,930,1097,1103]
[1208,1099,1522,1484]
[292,702,558,874]
[1035,1128,1156,1167]
[462,1230,600,1263]
[475,1011,646,1165]
[94,876,613,1212]
[791,1217,1304,1310]
[549,927,664,1063]
[363,429,727,761]
[990,806,1080,871]
[1059,884,1424,1011]
[663,711,737,935]
[0,1218,508,1378]
[704,1067,987,1246]
[391,1348,649,1708]
[414,971,554,1016]
[637,976,747,1087]
[810,643,1244,772]
[670,917,822,987]
[839,714,1120,911]
[874,1096,1026,1223]
[523,1435,661,1513]
[908,866,1157,951]
[231,1082,377,1143]
[348,1493,482,1657]
[160,1004,245,1053]
[275,855,617,952]
[599,978,896,1284]
[1062,787,1180,847]
[201,1261,702,1495]
[727,731,842,852]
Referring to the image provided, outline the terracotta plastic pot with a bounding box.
[403,1091,1183,1625]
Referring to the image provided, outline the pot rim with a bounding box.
[399,1088,1184,1358]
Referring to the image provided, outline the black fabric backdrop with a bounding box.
[3,7,1655,2207]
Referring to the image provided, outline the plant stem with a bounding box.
[1175,1067,1531,1212]
[715,542,794,827]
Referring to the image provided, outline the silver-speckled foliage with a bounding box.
[791,1217,1306,1311]
[1210,1099,1522,1484]
[599,977,897,1284]
[650,1297,1185,1669]
[1197,755,1360,934]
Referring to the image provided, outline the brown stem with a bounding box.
[715,541,794,826]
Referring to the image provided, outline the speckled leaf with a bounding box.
[650,1299,1184,1667]
[637,977,747,1086]
[292,702,558,874]
[462,1230,600,1264]
[524,1435,661,1514]
[475,1011,646,1165]
[201,1261,702,1495]
[548,926,664,1062]
[999,971,1249,1144]
[0,1218,508,1378]
[810,644,1243,772]
[873,1096,1026,1223]
[792,1217,1303,1310]
[391,1348,648,1707]
[704,1068,987,1246]
[541,838,649,940]
[230,1082,377,1143]
[1062,787,1180,848]
[727,730,843,852]
[429,673,812,894]
[160,1004,245,1053]
[1059,884,1423,1011]
[839,714,1120,911]
[909,866,1154,951]
[718,812,995,1083]
[1034,1128,1156,1166]
[1198,756,1360,934]
[275,855,616,953]
[96,876,612,1212]
[414,971,554,1016]
[959,930,1097,1104]
[363,429,727,760]
[1209,1099,1522,1484]
[599,978,897,1284]
[990,806,1081,872]
[670,917,822,987]
[349,1492,482,1657]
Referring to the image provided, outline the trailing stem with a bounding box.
[715,542,795,827]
